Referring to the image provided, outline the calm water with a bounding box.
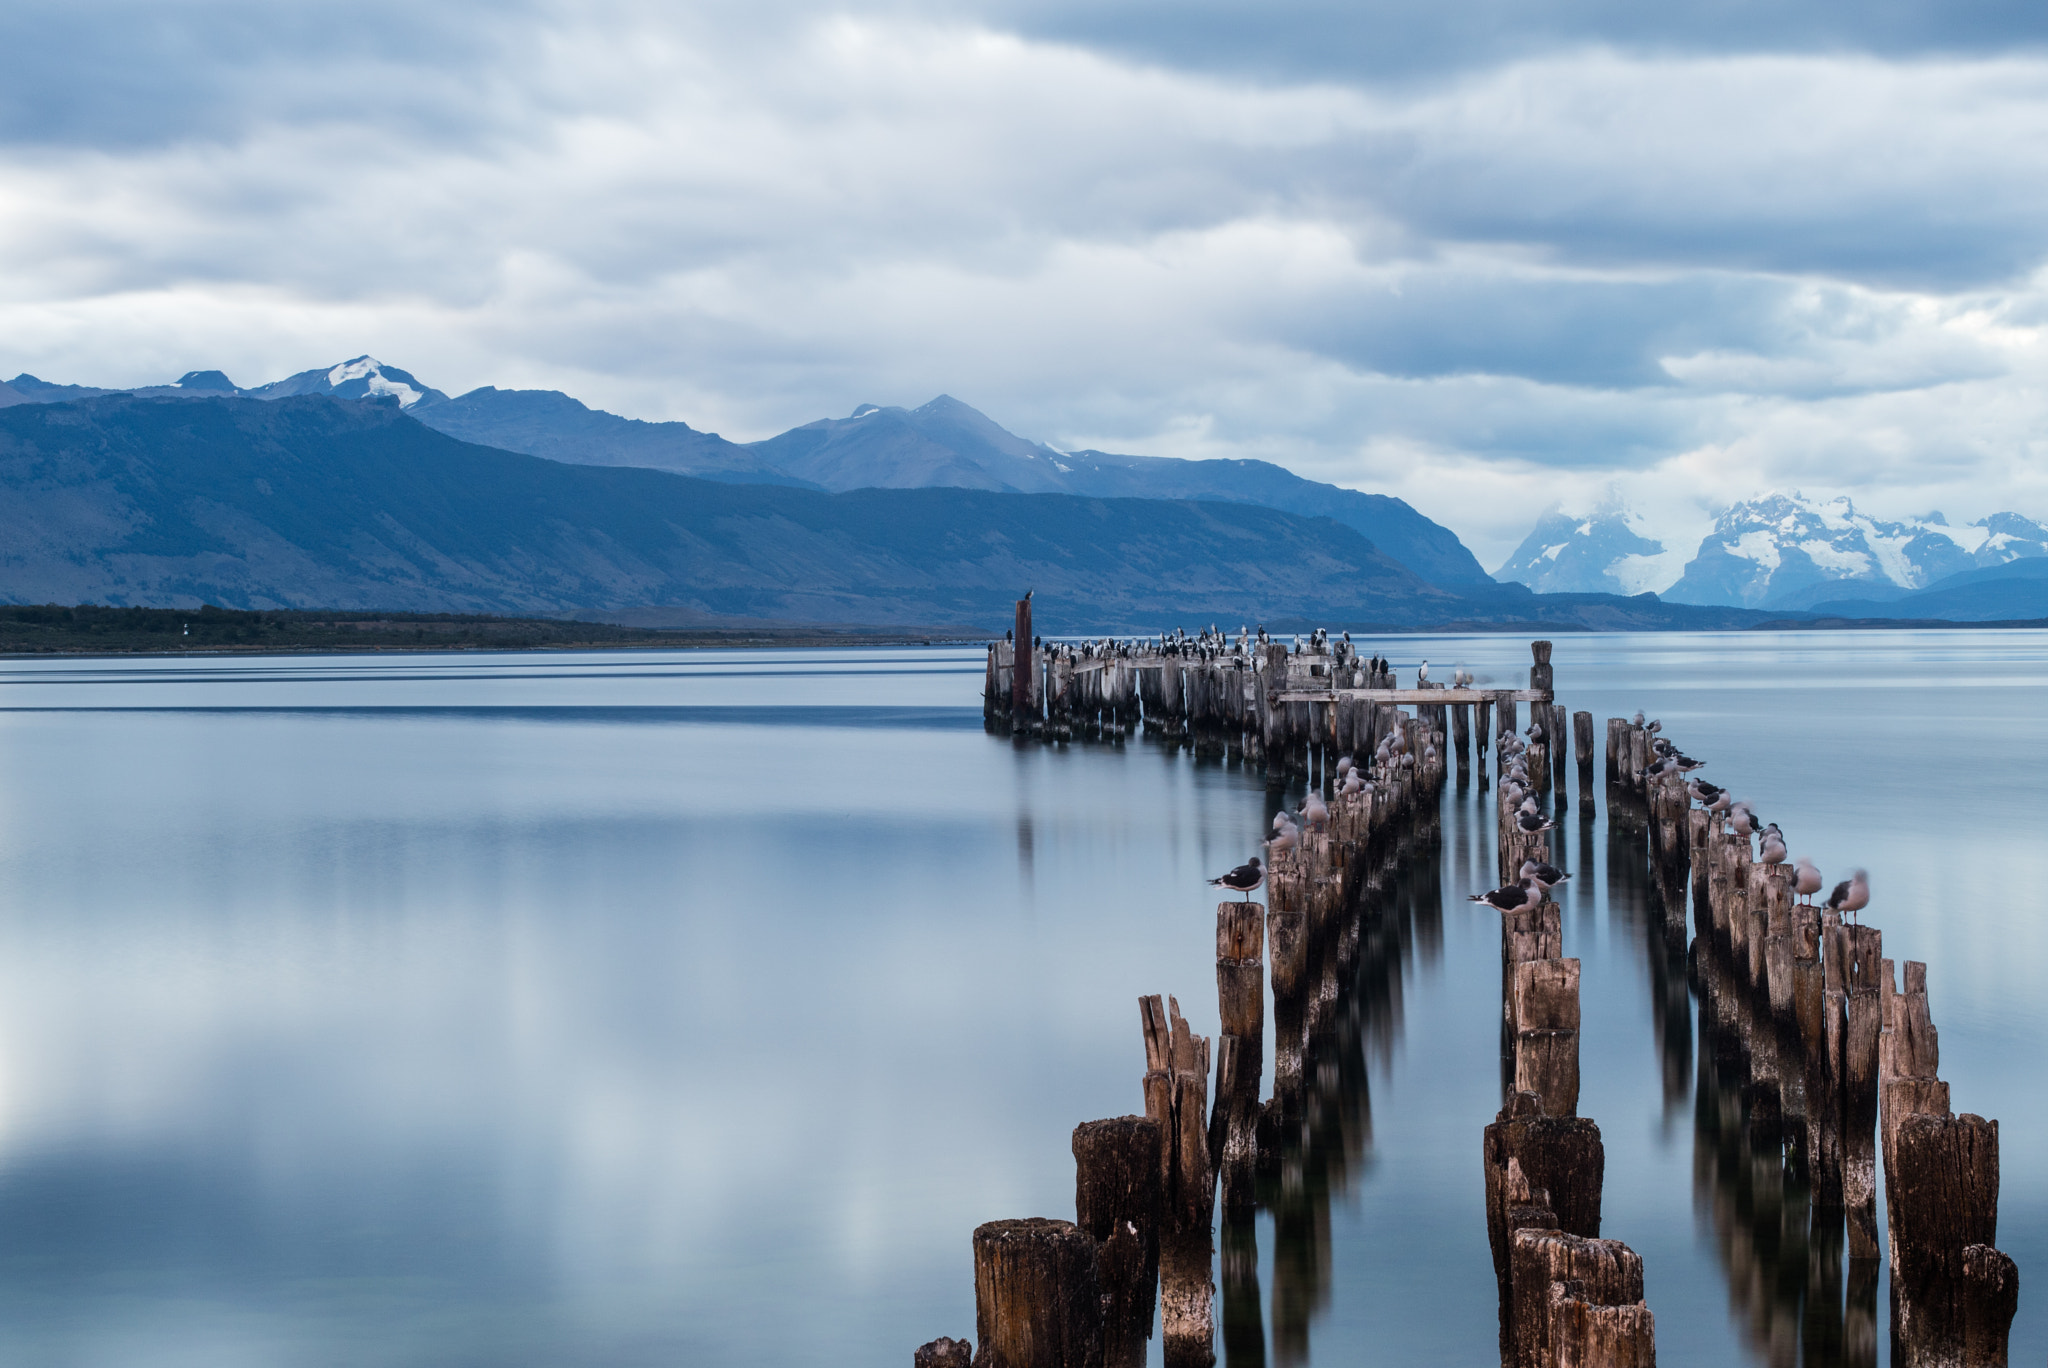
[0,633,2039,1367]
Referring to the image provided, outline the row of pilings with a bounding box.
[923,662,1459,1368]
[1606,719,2019,1367]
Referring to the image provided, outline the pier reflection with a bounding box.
[1223,806,1443,1365]
[1691,945,1876,1368]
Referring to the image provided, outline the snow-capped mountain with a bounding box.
[244,356,447,409]
[1664,494,2048,608]
[1493,506,1672,596]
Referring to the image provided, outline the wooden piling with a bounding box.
[1890,1112,2012,1365]
[1140,996,1215,1368]
[1484,1092,1605,1320]
[1572,710,1594,810]
[1213,903,1264,1214]
[1072,1118,1163,1368]
[1512,957,1581,1119]
[1507,1229,1647,1368]
[972,1218,1104,1368]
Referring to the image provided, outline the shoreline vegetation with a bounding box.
[0,604,978,655]
[2,603,2045,659]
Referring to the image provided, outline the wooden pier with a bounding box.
[921,622,2017,1368]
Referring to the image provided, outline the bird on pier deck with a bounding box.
[1518,858,1571,890]
[1470,880,1541,913]
[1209,857,1265,901]
[1827,869,1870,923]
[1793,858,1823,906]
[1417,660,1430,685]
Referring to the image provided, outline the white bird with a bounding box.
[1303,791,1330,832]
[1418,660,1430,685]
[1759,832,1787,865]
[1793,858,1823,905]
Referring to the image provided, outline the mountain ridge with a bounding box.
[0,358,1494,589]
[0,393,1775,632]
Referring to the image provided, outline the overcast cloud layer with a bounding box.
[3,0,2047,571]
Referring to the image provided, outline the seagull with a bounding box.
[1759,831,1787,865]
[1708,791,1732,814]
[1632,711,1646,727]
[1303,791,1330,832]
[1793,857,1823,906]
[1515,808,1556,834]
[1519,858,1571,889]
[1418,660,1430,685]
[1827,869,1870,923]
[1469,880,1541,912]
[1731,806,1760,838]
[1209,857,1264,901]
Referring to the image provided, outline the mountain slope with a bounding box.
[1042,448,1492,588]
[1493,508,1668,595]
[414,387,812,487]
[1803,557,2048,622]
[1665,494,2048,608]
[746,395,1071,494]
[0,394,1479,629]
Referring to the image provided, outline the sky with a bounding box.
[3,0,2048,571]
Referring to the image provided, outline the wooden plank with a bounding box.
[1271,687,1553,704]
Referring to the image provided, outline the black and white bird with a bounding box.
[1418,660,1430,685]
[1759,828,1788,865]
[1827,869,1870,922]
[1515,808,1556,834]
[1518,858,1571,890]
[1469,880,1541,912]
[1209,857,1265,901]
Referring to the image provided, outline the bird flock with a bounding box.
[1207,654,1461,892]
[1469,712,1871,921]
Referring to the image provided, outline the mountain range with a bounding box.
[0,391,1777,632]
[2,358,1490,591]
[1494,493,2048,610]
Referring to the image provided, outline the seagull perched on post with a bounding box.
[1469,880,1541,912]
[1518,859,1571,891]
[1793,858,1823,907]
[1827,869,1870,923]
[1417,660,1430,685]
[1209,857,1264,901]
[1759,827,1788,866]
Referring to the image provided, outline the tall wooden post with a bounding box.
[1073,1118,1163,1368]
[1013,596,1034,728]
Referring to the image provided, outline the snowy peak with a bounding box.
[1664,493,2048,608]
[1493,505,1673,596]
[246,356,448,409]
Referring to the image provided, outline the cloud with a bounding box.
[2,2,2048,569]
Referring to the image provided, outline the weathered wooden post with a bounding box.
[1509,1231,1653,1368]
[1572,709,1595,812]
[1484,1092,1605,1328]
[1267,875,1307,1124]
[1212,902,1264,1215]
[1012,596,1035,730]
[1138,997,1216,1368]
[1452,700,1471,779]
[972,1218,1105,1368]
[1512,957,1581,1118]
[1072,1118,1162,1368]
[1841,925,1883,1262]
[916,1337,974,1368]
[1891,1112,2015,1365]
